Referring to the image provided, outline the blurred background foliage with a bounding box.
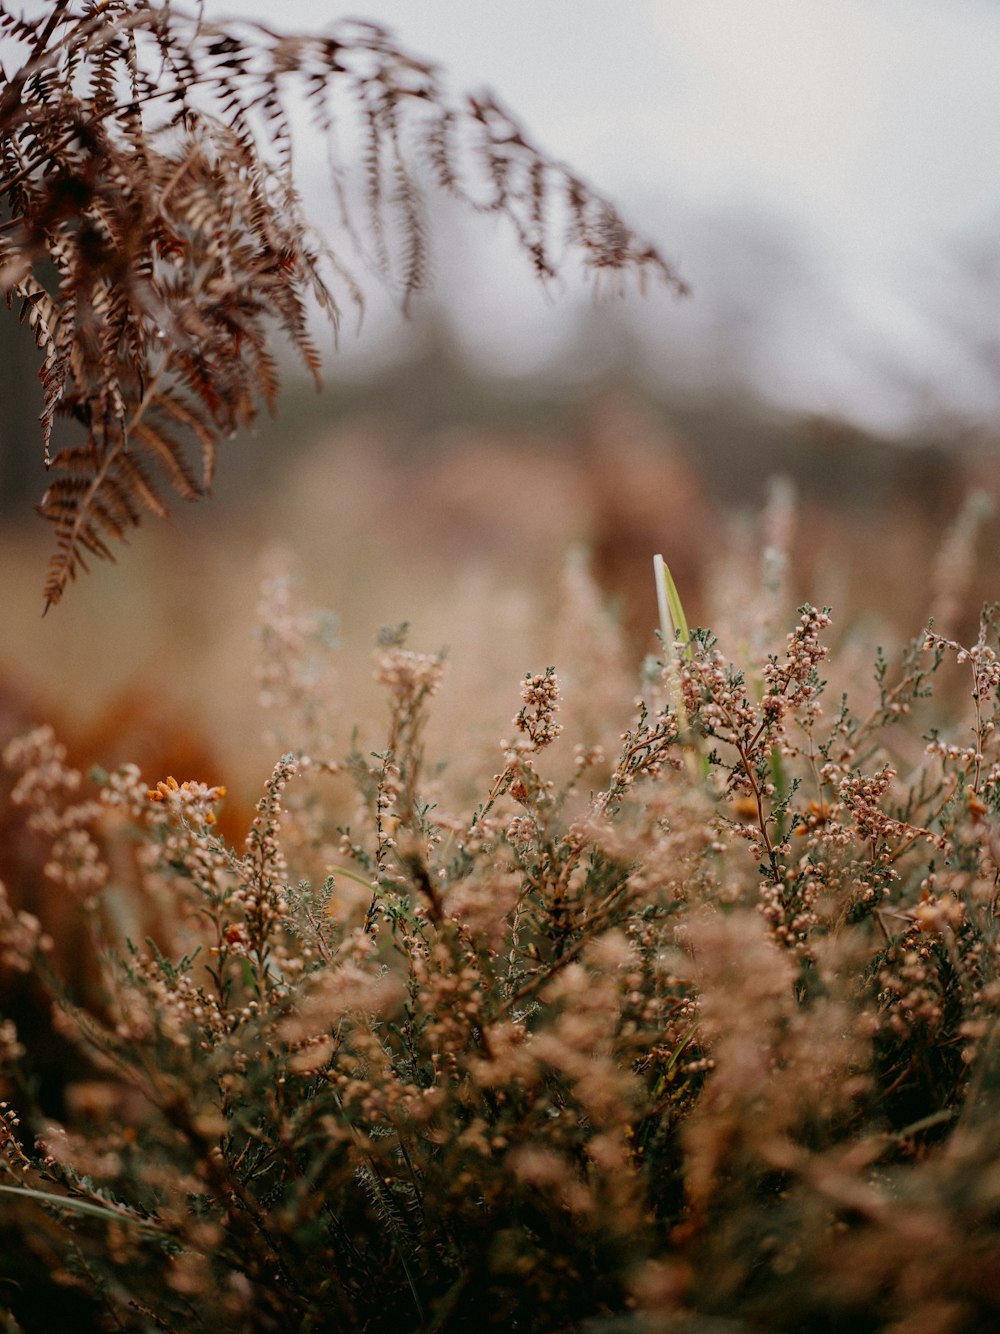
[0,1,998,819]
[1,267,996,813]
[2,231,997,635]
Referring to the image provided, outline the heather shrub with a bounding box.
[2,543,1000,1334]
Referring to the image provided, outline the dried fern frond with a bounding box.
[0,1,685,609]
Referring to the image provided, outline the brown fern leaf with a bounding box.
[130,419,202,502]
[0,2,685,607]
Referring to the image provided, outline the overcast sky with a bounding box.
[312,0,1000,432]
[65,3,1000,427]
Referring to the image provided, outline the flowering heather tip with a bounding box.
[147,776,228,824]
[375,646,448,701]
[514,667,563,750]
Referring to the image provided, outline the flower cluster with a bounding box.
[838,764,944,852]
[513,667,563,751]
[374,644,448,706]
[147,775,228,827]
[0,881,52,972]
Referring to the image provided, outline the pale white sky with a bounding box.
[270,0,997,431]
[33,2,1000,427]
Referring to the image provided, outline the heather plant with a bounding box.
[2,544,1000,1332]
[5,7,999,1333]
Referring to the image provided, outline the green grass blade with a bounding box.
[0,1183,165,1232]
[653,554,703,781]
[654,553,690,651]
